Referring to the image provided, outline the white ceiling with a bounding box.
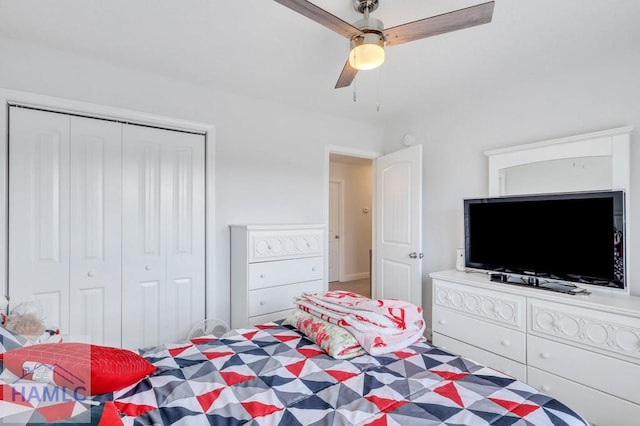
[1,0,638,123]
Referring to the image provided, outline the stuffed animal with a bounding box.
[1,297,57,343]
[3,313,45,338]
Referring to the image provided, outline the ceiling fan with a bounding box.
[273,0,495,88]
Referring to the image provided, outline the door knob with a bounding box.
[334,235,339,239]
[409,252,418,259]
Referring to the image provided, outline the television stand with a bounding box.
[489,272,590,295]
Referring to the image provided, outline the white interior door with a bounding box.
[374,145,422,306]
[9,107,70,332]
[121,125,205,349]
[328,180,342,282]
[69,116,122,346]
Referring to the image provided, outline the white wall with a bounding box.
[329,161,373,281]
[0,38,385,326]
[384,51,640,313]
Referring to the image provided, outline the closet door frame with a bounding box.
[0,89,216,321]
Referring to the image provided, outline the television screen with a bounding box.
[464,191,625,289]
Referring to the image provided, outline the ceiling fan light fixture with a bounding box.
[349,33,385,70]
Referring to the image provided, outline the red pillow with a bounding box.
[3,342,156,395]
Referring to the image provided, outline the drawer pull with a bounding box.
[438,319,446,325]
[145,265,151,271]
[87,271,95,277]
[541,385,550,392]
[260,273,266,278]
[311,267,316,271]
[259,301,266,306]
[540,352,550,359]
[501,340,511,347]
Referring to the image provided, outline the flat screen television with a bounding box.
[464,190,625,290]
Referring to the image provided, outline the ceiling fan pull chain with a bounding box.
[376,67,381,112]
[353,78,357,102]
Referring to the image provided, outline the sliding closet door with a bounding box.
[69,117,122,346]
[9,107,71,332]
[121,125,205,349]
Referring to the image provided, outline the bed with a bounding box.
[1,320,588,425]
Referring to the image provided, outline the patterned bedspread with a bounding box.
[1,322,589,425]
[116,322,587,425]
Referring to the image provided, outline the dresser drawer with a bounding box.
[434,333,527,382]
[433,306,526,363]
[249,257,323,290]
[433,279,526,331]
[528,366,638,426]
[249,229,324,262]
[529,299,640,364]
[528,334,640,405]
[249,280,324,317]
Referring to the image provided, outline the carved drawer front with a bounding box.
[249,229,324,262]
[528,335,640,405]
[433,279,526,331]
[433,306,526,363]
[434,333,527,382]
[249,257,324,290]
[528,299,640,363]
[249,280,323,317]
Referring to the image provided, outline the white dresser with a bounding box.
[430,270,640,426]
[230,224,326,328]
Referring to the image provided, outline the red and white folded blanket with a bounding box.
[294,290,426,355]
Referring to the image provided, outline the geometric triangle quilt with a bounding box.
[0,322,589,425]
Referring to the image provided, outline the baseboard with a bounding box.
[340,272,370,282]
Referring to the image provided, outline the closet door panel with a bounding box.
[164,136,205,343]
[122,126,165,348]
[122,125,204,348]
[69,116,122,346]
[9,107,70,332]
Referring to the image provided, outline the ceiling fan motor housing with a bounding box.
[351,16,386,50]
[353,17,384,33]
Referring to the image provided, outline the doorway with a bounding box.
[324,144,422,307]
[327,153,374,298]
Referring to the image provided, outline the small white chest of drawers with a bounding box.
[230,224,326,328]
[431,270,640,426]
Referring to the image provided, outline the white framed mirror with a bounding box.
[485,127,631,197]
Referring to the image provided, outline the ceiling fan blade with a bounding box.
[335,59,358,88]
[384,1,495,46]
[274,0,362,39]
